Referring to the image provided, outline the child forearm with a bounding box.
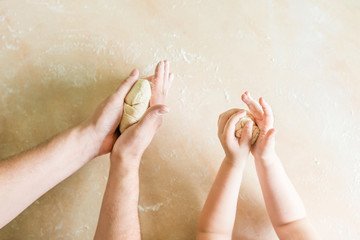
[241,92,320,239]
[255,155,322,240]
[255,154,307,227]
[197,158,245,238]
[196,109,252,239]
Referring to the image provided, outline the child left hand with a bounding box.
[217,108,254,166]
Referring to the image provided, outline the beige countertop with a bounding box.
[0,0,359,239]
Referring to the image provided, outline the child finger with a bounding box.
[241,91,263,120]
[259,97,274,126]
[218,108,242,135]
[239,120,253,145]
[223,110,246,142]
[264,128,276,145]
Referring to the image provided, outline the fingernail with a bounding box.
[130,69,137,76]
[157,108,169,115]
[237,110,245,115]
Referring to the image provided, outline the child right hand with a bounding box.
[217,109,254,167]
[241,91,276,163]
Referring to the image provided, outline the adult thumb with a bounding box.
[136,105,170,132]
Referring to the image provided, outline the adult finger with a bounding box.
[165,73,174,96]
[150,61,165,106]
[105,69,139,112]
[241,91,263,121]
[116,69,139,95]
[154,61,164,92]
[136,104,169,134]
[239,120,253,145]
[110,69,139,104]
[217,108,243,136]
[145,75,154,82]
[223,111,247,143]
[163,60,170,92]
[163,60,172,96]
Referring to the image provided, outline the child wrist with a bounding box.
[224,156,246,169]
[254,153,279,168]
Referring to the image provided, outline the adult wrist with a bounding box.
[110,154,141,172]
[72,124,99,160]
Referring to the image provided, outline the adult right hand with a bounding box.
[110,61,173,168]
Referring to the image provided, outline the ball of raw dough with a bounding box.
[235,110,260,144]
[119,79,152,133]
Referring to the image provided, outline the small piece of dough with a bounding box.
[235,110,260,144]
[119,79,152,133]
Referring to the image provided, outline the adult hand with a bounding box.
[82,69,140,157]
[110,61,173,168]
[82,60,173,159]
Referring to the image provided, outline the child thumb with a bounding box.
[264,128,276,144]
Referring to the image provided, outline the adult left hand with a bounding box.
[82,60,173,158]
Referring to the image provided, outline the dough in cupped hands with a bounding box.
[235,110,260,144]
[119,79,152,133]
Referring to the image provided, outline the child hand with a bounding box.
[217,109,254,166]
[241,91,276,162]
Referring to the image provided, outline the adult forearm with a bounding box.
[0,125,96,228]
[197,158,245,237]
[94,160,141,240]
[254,154,306,227]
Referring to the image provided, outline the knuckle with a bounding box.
[146,111,157,120]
